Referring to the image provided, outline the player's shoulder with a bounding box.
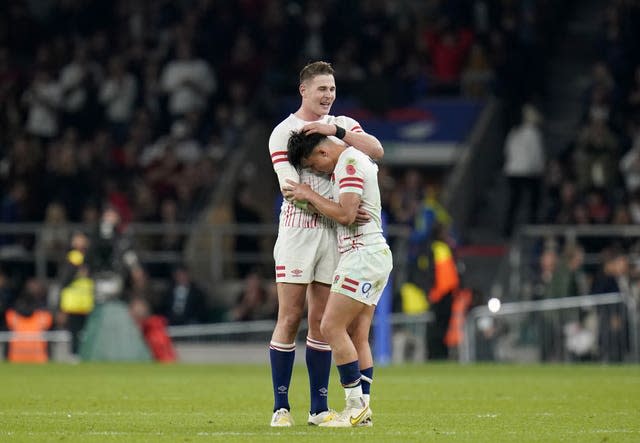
[269,115,298,146]
[327,115,362,132]
[338,147,373,170]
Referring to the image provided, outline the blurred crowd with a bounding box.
[501,0,640,363]
[0,0,613,361]
[541,6,640,233]
[525,0,640,289]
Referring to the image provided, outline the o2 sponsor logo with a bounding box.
[361,282,372,298]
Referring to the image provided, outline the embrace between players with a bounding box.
[268,61,392,428]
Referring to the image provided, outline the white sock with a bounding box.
[364,394,370,406]
[344,384,364,409]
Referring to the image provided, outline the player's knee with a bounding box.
[277,310,303,334]
[307,311,323,332]
[319,317,338,342]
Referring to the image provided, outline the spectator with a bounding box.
[423,21,474,95]
[22,69,62,143]
[591,247,630,362]
[549,243,589,299]
[40,201,70,258]
[574,109,619,192]
[161,265,208,326]
[160,41,216,118]
[229,270,277,322]
[533,243,562,361]
[44,134,90,221]
[168,120,203,165]
[99,56,138,144]
[535,244,559,300]
[502,104,546,237]
[619,120,640,194]
[58,43,102,137]
[461,42,493,98]
[140,120,202,168]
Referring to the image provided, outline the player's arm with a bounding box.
[301,122,384,160]
[269,127,299,193]
[284,179,360,226]
[342,130,383,160]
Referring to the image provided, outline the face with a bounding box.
[300,74,335,117]
[302,146,334,175]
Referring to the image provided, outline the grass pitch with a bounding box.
[0,363,638,442]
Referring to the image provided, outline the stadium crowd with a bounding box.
[511,0,640,362]
[3,0,637,362]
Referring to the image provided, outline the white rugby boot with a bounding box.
[270,408,294,427]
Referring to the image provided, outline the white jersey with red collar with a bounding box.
[333,146,387,254]
[269,113,364,229]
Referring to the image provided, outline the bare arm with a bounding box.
[342,130,384,160]
[284,179,360,226]
[301,122,384,160]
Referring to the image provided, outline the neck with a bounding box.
[294,106,323,122]
[327,142,347,167]
[335,144,347,156]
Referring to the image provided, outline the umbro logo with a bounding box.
[319,387,328,396]
[277,385,288,393]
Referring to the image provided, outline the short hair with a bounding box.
[287,130,327,169]
[299,61,334,84]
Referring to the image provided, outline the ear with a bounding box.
[299,82,305,98]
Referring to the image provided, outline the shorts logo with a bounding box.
[361,282,372,294]
[291,268,303,277]
[341,277,359,293]
[333,275,340,284]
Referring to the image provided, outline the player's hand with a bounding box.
[302,122,338,137]
[283,179,312,201]
[355,206,371,225]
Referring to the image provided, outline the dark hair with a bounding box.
[299,61,334,84]
[287,130,327,169]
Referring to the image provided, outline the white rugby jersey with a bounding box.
[333,146,387,253]
[269,114,364,229]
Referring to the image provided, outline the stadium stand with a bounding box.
[0,0,638,363]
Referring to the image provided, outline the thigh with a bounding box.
[323,290,367,332]
[274,227,336,284]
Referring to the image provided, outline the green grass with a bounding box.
[0,363,638,442]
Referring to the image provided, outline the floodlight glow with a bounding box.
[487,297,501,313]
